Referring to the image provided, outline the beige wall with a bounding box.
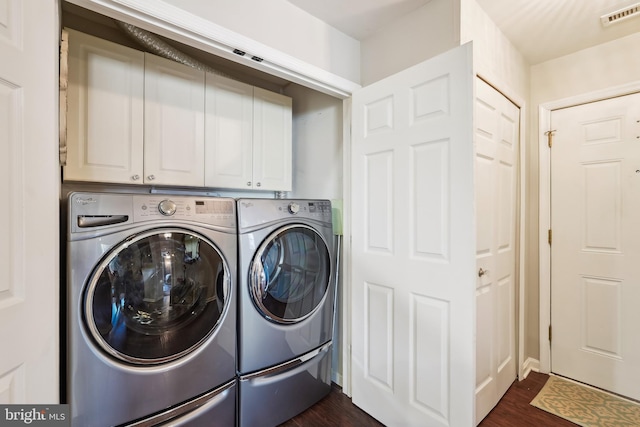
[531,32,640,102]
[464,2,528,97]
[360,0,460,85]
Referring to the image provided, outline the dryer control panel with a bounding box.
[237,198,332,230]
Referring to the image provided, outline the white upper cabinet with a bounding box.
[205,74,292,191]
[64,29,144,184]
[64,29,291,191]
[252,87,292,191]
[144,53,205,187]
[204,74,254,189]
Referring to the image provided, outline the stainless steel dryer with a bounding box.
[237,198,335,427]
[66,192,237,427]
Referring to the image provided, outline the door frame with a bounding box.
[538,80,640,374]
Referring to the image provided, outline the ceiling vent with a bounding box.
[601,3,640,26]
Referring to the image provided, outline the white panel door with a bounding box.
[551,92,640,400]
[144,53,205,187]
[64,29,144,184]
[253,86,292,191]
[0,0,59,403]
[351,43,476,427]
[204,73,253,189]
[474,78,519,424]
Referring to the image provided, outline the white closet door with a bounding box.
[0,0,59,403]
[351,43,476,427]
[474,78,519,424]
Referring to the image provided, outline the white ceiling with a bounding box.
[287,0,640,64]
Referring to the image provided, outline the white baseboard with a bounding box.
[522,357,540,379]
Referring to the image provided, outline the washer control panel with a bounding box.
[70,192,237,234]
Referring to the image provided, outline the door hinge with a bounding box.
[548,229,552,245]
[549,324,552,342]
[545,129,557,148]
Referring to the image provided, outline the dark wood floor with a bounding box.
[279,372,577,426]
[278,383,383,427]
[479,371,576,427]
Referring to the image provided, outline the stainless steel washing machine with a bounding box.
[236,198,335,427]
[66,192,237,427]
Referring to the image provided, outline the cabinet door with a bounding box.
[253,87,292,191]
[65,29,144,184]
[144,53,205,186]
[204,74,253,189]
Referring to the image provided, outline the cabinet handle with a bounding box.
[478,268,488,277]
[256,182,261,187]
[131,174,140,181]
[147,175,155,181]
[246,181,251,187]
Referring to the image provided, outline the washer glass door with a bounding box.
[85,228,230,364]
[251,225,331,323]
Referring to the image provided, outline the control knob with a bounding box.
[158,199,177,216]
[288,202,300,214]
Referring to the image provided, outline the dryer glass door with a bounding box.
[84,228,230,364]
[251,225,331,323]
